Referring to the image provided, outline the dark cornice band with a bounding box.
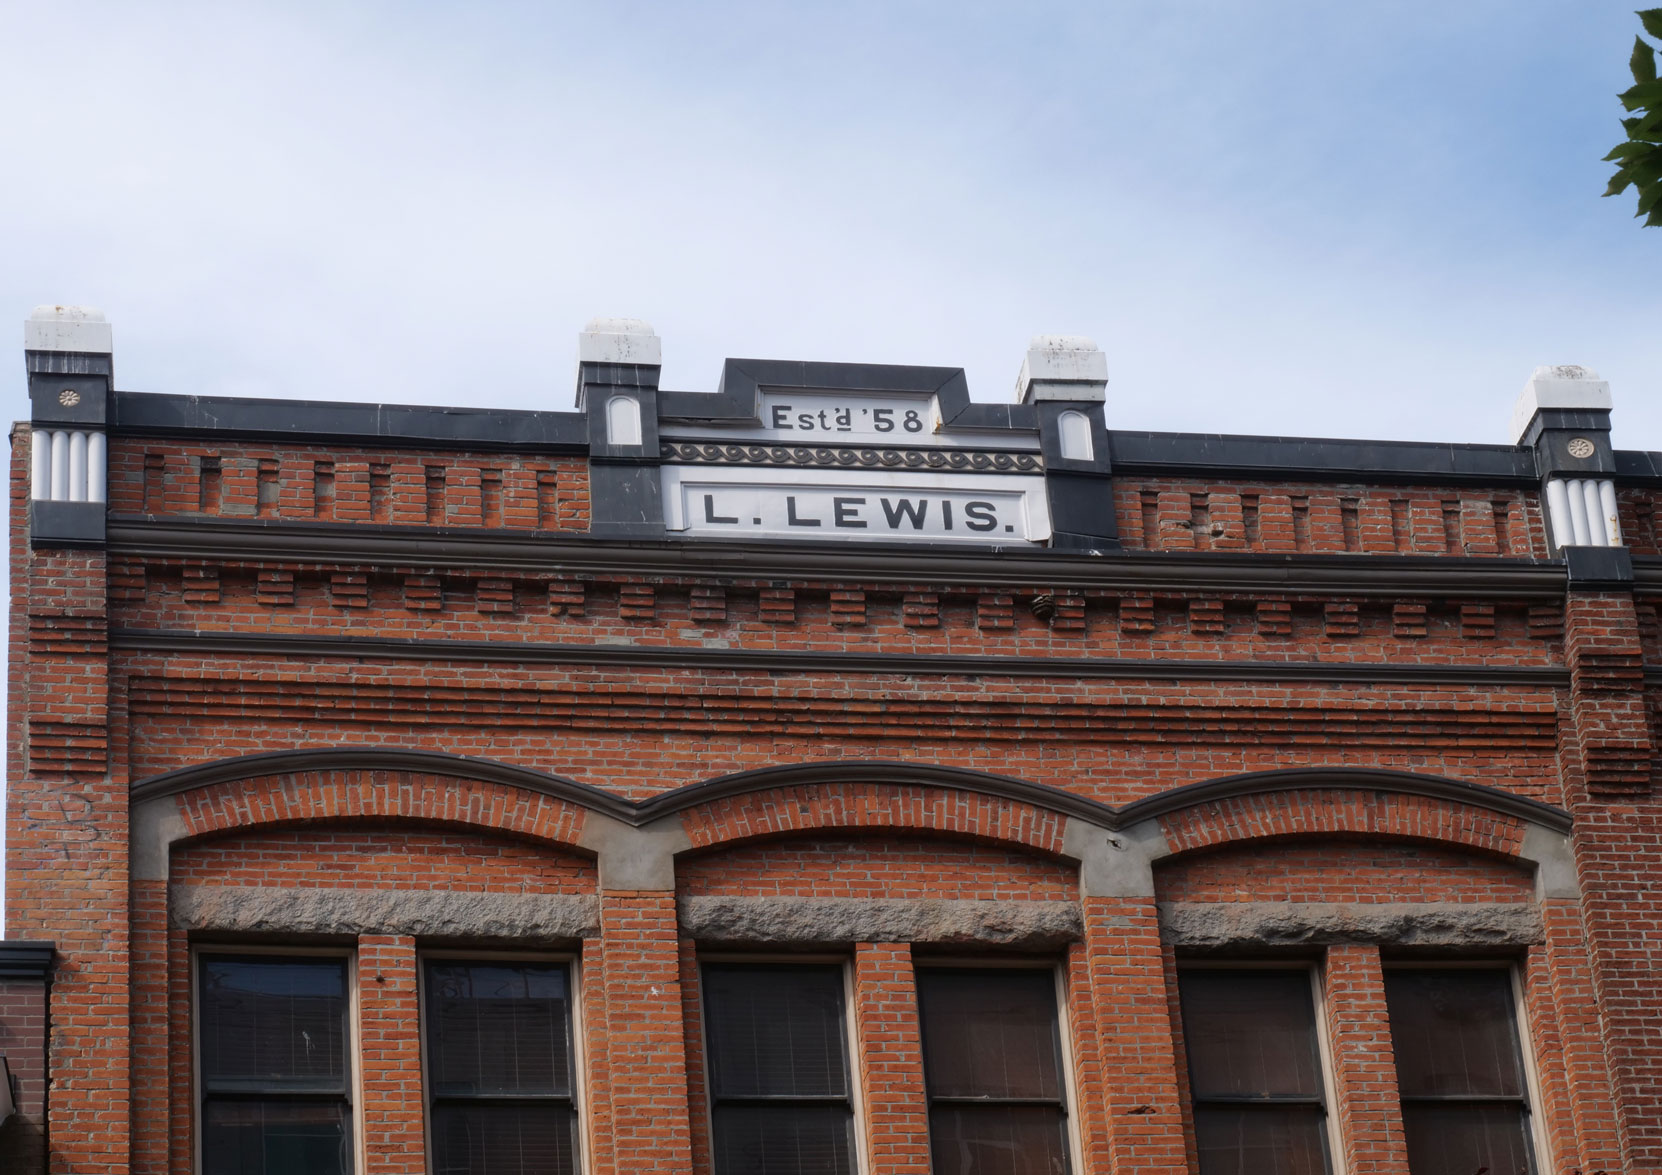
[104,387,1662,487]
[1106,431,1539,487]
[108,627,1570,686]
[112,391,588,452]
[128,748,1572,835]
[0,941,56,979]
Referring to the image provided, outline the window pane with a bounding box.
[928,1104,1070,1175]
[704,965,849,1098]
[1179,970,1322,1100]
[1401,1103,1533,1175]
[430,1104,579,1175]
[1194,1106,1329,1175]
[200,958,347,1091]
[1385,969,1526,1098]
[916,970,1063,1101]
[426,963,573,1096]
[712,1105,854,1175]
[202,1099,348,1175]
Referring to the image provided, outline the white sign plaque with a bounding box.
[662,466,1051,545]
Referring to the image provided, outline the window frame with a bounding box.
[912,957,1078,1175]
[417,948,587,1175]
[190,943,362,1175]
[1380,960,1547,1175]
[696,953,864,1175]
[1175,959,1344,1175]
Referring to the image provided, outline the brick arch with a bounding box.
[132,753,601,859]
[654,761,1111,858]
[130,750,1112,862]
[1122,767,1571,865]
[130,746,628,818]
[674,781,1073,857]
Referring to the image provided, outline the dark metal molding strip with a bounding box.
[108,627,1570,686]
[128,749,1572,835]
[106,517,1572,597]
[0,941,56,979]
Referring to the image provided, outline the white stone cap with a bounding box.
[578,317,661,366]
[1510,365,1611,443]
[1015,334,1107,403]
[24,305,112,354]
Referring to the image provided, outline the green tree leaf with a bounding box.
[1607,12,1662,223]
[1620,78,1662,110]
[1631,155,1662,185]
[1636,36,1659,83]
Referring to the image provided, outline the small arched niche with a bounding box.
[1057,410,1093,462]
[607,394,643,447]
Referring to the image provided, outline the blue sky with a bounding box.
[1,1,1655,443]
[0,2,1656,913]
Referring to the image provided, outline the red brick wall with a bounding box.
[1113,479,1545,556]
[677,836,1073,899]
[1154,837,1535,904]
[7,427,132,1174]
[171,825,596,891]
[118,667,1564,806]
[106,440,589,530]
[13,416,1661,1172]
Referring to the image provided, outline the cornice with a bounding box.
[106,516,1572,598]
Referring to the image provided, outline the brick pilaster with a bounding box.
[1563,590,1662,1167]
[592,894,693,1175]
[358,935,426,1174]
[1533,901,1625,1172]
[129,880,169,1174]
[1323,945,1409,1173]
[7,426,129,1175]
[1074,898,1187,1170]
[852,943,931,1173]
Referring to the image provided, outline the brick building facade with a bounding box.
[4,305,1660,1173]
